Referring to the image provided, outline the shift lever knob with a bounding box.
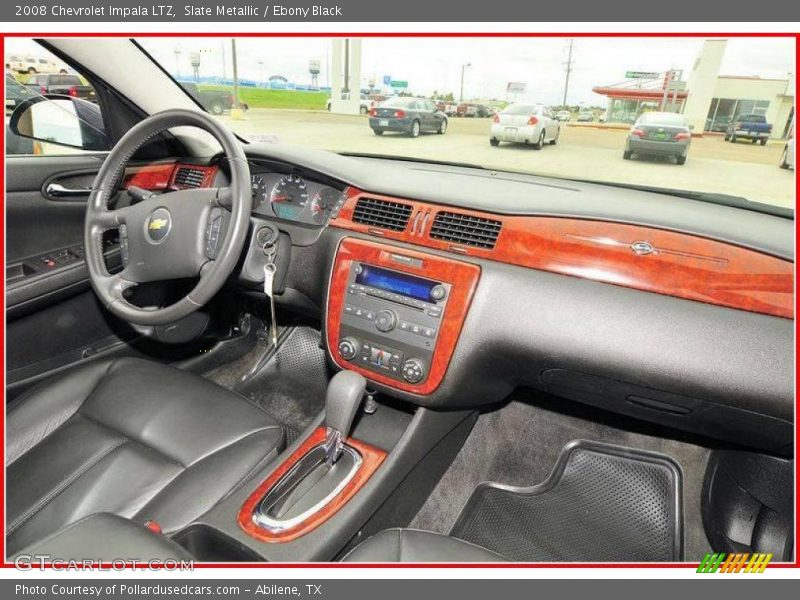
[323,370,366,464]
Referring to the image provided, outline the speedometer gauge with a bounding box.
[310,188,341,224]
[270,174,308,220]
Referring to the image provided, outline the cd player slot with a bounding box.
[365,291,425,312]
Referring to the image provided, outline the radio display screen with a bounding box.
[356,266,437,302]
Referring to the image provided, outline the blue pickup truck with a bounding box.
[725,114,772,145]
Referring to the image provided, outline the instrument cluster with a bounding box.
[249,171,344,226]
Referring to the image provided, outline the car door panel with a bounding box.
[4,154,140,397]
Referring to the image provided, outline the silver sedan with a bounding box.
[623,111,692,165]
[490,104,560,149]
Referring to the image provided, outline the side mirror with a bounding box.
[9,95,108,151]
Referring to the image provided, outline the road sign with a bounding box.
[506,82,526,93]
[390,80,408,89]
[383,75,392,85]
[626,71,660,79]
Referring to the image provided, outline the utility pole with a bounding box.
[460,63,471,102]
[562,38,574,107]
[343,39,350,97]
[231,39,240,110]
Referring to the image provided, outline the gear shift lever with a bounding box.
[323,370,366,465]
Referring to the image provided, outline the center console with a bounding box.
[326,237,481,395]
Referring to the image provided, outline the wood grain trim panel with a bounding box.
[123,162,218,192]
[123,162,176,191]
[326,237,481,394]
[237,427,386,543]
[331,189,793,319]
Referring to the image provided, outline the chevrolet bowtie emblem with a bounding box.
[148,218,168,230]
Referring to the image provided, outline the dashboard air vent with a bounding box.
[173,166,207,188]
[352,197,413,232]
[429,211,502,249]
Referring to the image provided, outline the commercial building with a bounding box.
[593,40,794,139]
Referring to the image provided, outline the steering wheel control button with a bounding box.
[430,284,448,301]
[338,338,359,361]
[205,208,224,258]
[374,310,397,332]
[119,224,130,266]
[402,358,426,384]
[144,208,172,244]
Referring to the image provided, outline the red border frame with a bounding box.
[0,31,797,571]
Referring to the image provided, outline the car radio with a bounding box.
[336,263,450,384]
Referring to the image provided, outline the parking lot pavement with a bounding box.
[221,109,795,209]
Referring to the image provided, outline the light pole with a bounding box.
[460,63,471,102]
[231,39,240,110]
[173,47,181,79]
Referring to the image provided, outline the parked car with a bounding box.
[555,110,571,122]
[5,74,38,116]
[326,94,371,114]
[725,114,772,145]
[779,137,794,170]
[7,55,67,74]
[623,111,692,165]
[24,74,96,103]
[369,97,447,137]
[489,103,560,149]
[444,103,458,117]
[179,82,245,115]
[576,110,594,122]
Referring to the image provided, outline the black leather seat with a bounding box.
[342,529,507,562]
[6,357,284,556]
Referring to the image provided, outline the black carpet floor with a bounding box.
[410,389,712,560]
[204,326,330,444]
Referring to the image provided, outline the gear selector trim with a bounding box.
[237,427,387,543]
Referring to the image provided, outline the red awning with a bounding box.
[592,86,688,100]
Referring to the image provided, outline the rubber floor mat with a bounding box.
[231,326,330,445]
[450,440,683,562]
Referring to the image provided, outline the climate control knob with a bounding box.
[374,310,397,333]
[401,358,426,384]
[338,337,359,361]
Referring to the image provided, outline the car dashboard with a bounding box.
[115,147,793,457]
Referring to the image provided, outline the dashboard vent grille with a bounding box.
[352,197,413,231]
[429,211,503,249]
[173,166,206,188]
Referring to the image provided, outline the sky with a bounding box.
[7,37,796,106]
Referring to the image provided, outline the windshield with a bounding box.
[142,38,796,209]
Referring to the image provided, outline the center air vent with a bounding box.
[352,197,413,232]
[429,211,502,249]
[173,166,207,188]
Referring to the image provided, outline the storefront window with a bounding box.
[705,98,771,132]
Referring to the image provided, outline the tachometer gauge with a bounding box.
[310,188,341,224]
[250,175,267,208]
[270,174,308,219]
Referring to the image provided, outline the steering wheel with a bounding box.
[84,109,251,326]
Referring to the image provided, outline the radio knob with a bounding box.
[338,337,359,361]
[430,285,447,301]
[401,358,426,384]
[374,310,397,333]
